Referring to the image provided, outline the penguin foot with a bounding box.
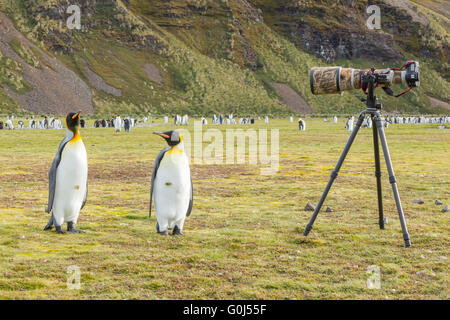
[156,223,169,235]
[55,226,66,234]
[67,222,85,233]
[172,225,183,236]
[158,230,169,236]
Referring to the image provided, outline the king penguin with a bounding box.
[150,131,193,236]
[44,112,88,234]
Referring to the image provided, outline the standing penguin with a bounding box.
[150,131,193,236]
[114,115,122,132]
[298,118,306,131]
[5,117,14,130]
[346,117,354,132]
[44,112,88,234]
[124,118,131,132]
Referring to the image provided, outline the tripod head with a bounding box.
[360,68,382,110]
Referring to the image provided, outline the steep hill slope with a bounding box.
[0,12,93,114]
[0,0,448,116]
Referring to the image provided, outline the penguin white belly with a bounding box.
[53,139,87,226]
[154,150,190,230]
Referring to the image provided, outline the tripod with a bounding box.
[303,76,411,247]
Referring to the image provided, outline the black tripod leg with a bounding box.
[372,116,384,229]
[374,116,411,247]
[303,113,365,236]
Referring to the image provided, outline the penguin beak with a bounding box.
[72,111,81,119]
[153,132,170,139]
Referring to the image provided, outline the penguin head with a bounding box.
[154,130,181,147]
[66,111,81,132]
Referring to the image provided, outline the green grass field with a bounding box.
[0,119,448,299]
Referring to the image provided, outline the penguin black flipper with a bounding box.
[44,214,54,230]
[149,147,170,217]
[45,135,72,214]
[186,177,193,217]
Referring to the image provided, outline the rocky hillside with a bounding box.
[0,0,448,116]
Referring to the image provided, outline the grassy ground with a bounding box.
[0,119,448,299]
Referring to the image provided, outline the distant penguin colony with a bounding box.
[44,112,88,234]
[150,131,193,236]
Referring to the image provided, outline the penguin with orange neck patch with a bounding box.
[150,130,193,236]
[44,112,88,234]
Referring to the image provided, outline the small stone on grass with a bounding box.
[305,201,315,211]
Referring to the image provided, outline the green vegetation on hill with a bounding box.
[0,0,448,115]
[0,46,32,95]
[0,90,22,113]
[9,37,41,68]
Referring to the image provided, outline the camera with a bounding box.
[309,61,420,96]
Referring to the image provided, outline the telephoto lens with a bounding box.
[309,61,419,95]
